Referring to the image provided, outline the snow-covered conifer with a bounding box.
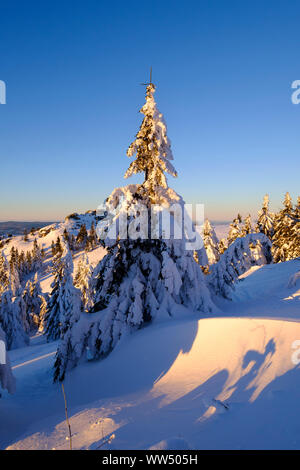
[218,238,228,255]
[22,273,43,331]
[256,194,274,240]
[0,252,9,296]
[89,222,98,250]
[241,214,252,237]
[272,192,294,262]
[76,224,88,248]
[202,219,220,265]
[125,82,177,203]
[208,233,272,299]
[53,248,83,381]
[0,288,29,350]
[32,238,42,271]
[45,246,81,342]
[227,214,242,246]
[74,254,94,310]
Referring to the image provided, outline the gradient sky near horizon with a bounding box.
[0,0,300,222]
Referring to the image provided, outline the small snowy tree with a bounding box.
[45,247,82,342]
[272,192,294,262]
[38,293,49,334]
[32,238,42,271]
[22,273,43,331]
[0,252,9,296]
[290,196,300,259]
[241,214,252,237]
[218,238,228,255]
[53,249,83,382]
[208,233,272,299]
[0,288,29,350]
[227,214,242,246]
[256,194,274,240]
[202,219,220,265]
[76,224,88,248]
[74,254,94,310]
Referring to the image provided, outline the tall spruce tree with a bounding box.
[52,79,214,379]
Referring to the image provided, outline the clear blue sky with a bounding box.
[0,0,300,222]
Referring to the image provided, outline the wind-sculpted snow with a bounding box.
[4,312,300,449]
[208,233,272,299]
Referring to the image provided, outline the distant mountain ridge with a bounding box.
[0,221,58,237]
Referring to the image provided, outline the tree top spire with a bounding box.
[125,73,177,201]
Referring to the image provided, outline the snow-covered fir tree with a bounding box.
[0,287,29,350]
[45,246,82,342]
[0,252,9,296]
[22,273,44,331]
[9,262,21,297]
[202,219,220,265]
[218,238,228,255]
[0,325,16,395]
[255,194,274,240]
[53,248,83,382]
[32,238,42,271]
[288,195,300,259]
[74,253,94,310]
[125,82,177,203]
[38,293,49,334]
[227,214,242,246]
[272,192,294,262]
[88,222,98,250]
[76,224,88,249]
[241,214,252,237]
[53,80,214,378]
[208,233,272,299]
[44,251,64,341]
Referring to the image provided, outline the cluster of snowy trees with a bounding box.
[51,223,98,255]
[9,239,44,283]
[194,192,300,276]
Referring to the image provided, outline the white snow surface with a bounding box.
[1,258,300,450]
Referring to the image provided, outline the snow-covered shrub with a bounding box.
[0,288,29,350]
[0,325,16,395]
[208,233,272,299]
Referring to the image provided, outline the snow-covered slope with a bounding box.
[1,259,300,450]
[1,212,107,295]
